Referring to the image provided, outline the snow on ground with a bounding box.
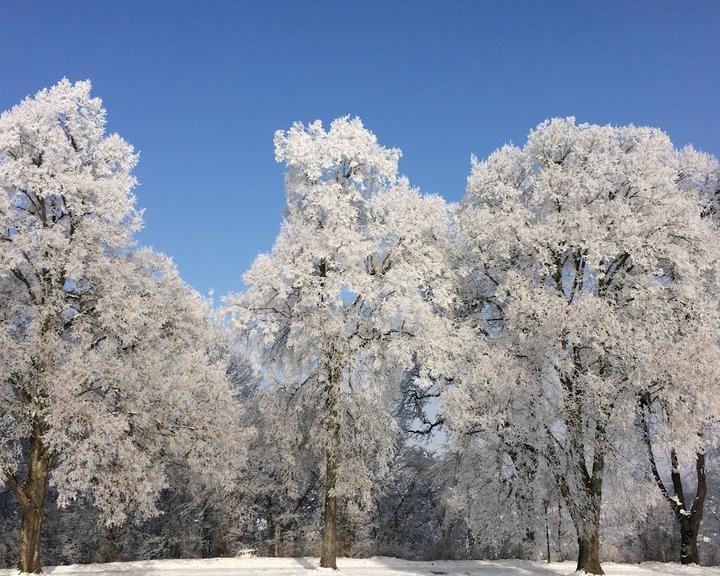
[1,557,719,576]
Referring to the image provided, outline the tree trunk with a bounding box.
[559,432,605,574]
[678,451,706,565]
[576,526,603,575]
[320,360,341,570]
[17,431,51,574]
[544,501,551,563]
[575,469,605,574]
[679,516,700,565]
[320,432,338,569]
[557,499,563,561]
[557,444,605,572]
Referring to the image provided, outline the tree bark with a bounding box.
[16,429,51,574]
[679,516,700,565]
[320,360,341,570]
[544,501,551,563]
[577,525,603,575]
[572,475,604,575]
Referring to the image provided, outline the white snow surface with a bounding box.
[2,557,719,576]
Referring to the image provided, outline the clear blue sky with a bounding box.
[2,1,719,297]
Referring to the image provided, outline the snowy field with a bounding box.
[1,557,719,576]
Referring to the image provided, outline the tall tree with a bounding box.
[449,118,720,574]
[230,117,455,568]
[0,80,241,573]
[634,146,720,564]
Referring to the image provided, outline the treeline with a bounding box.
[1,80,719,575]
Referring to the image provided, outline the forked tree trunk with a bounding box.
[14,428,51,574]
[677,451,706,565]
[639,402,707,565]
[320,361,341,570]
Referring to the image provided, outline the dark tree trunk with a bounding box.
[15,429,51,574]
[557,499,563,560]
[572,477,604,575]
[544,501,551,563]
[320,361,341,570]
[575,449,605,575]
[576,525,603,574]
[320,436,338,569]
[679,516,700,565]
[559,481,604,574]
[19,500,44,574]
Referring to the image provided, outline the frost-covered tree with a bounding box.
[443,399,561,561]
[229,117,455,568]
[0,80,243,573]
[372,441,461,561]
[633,146,720,565]
[448,118,720,574]
[239,378,323,557]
